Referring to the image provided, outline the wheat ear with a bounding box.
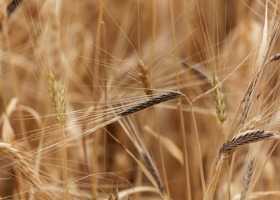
[119,91,184,117]
[47,70,67,124]
[219,130,276,155]
[47,70,69,198]
[138,60,154,95]
[268,53,280,62]
[212,75,227,123]
[240,159,255,200]
[7,0,22,17]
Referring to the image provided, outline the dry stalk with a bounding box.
[203,154,226,200]
[119,117,166,197]
[0,1,6,31]
[47,69,69,198]
[108,188,119,200]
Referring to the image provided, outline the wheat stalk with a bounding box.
[47,69,69,199]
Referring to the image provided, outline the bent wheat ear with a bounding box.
[269,53,280,62]
[0,142,41,187]
[119,91,184,117]
[7,0,22,17]
[141,152,165,196]
[219,130,275,154]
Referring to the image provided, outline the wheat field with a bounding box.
[0,0,280,199]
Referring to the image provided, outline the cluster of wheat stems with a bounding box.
[1,0,280,200]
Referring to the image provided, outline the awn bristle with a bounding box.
[239,115,263,133]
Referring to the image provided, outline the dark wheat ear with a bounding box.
[269,53,280,62]
[119,91,184,117]
[240,159,255,200]
[7,0,22,17]
[219,130,276,154]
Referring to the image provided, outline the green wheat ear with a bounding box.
[212,75,227,124]
[47,70,67,123]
